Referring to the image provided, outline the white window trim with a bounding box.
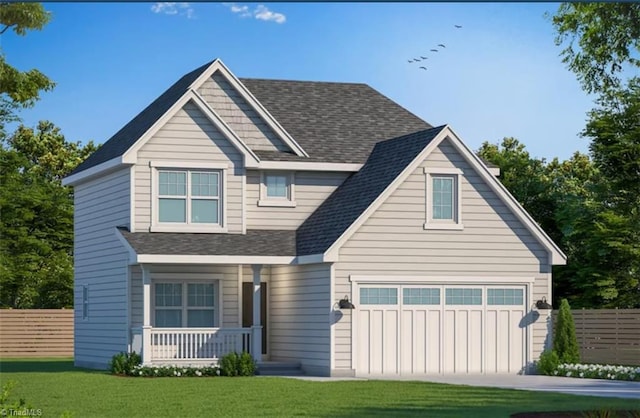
[82,285,89,320]
[152,280,221,328]
[258,171,296,207]
[150,164,228,233]
[423,167,463,230]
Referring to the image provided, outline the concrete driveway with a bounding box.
[385,374,640,399]
[282,374,640,399]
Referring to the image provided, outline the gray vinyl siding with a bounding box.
[333,138,552,371]
[269,263,331,375]
[246,170,350,230]
[134,101,243,233]
[73,168,130,369]
[130,264,241,329]
[198,72,289,152]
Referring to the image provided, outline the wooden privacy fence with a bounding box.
[554,309,640,366]
[0,309,74,358]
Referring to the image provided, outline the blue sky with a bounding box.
[6,2,596,161]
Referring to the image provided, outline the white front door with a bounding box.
[355,284,527,376]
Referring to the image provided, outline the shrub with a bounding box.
[553,299,580,364]
[220,351,256,376]
[109,351,142,375]
[238,351,257,376]
[129,364,220,377]
[220,352,240,376]
[536,349,560,375]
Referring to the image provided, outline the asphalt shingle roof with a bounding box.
[119,228,296,256]
[296,126,446,256]
[70,61,433,175]
[239,78,432,163]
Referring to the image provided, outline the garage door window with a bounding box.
[445,288,482,305]
[403,288,440,305]
[360,288,398,305]
[487,288,523,305]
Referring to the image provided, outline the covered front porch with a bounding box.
[130,263,267,366]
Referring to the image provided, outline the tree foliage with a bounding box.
[553,299,580,364]
[550,3,640,96]
[0,3,55,140]
[0,122,97,308]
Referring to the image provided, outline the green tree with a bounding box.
[0,3,55,139]
[550,3,640,96]
[0,121,97,308]
[553,299,580,364]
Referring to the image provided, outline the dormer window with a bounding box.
[258,171,296,207]
[150,162,227,232]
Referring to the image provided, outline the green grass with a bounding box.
[1,359,638,418]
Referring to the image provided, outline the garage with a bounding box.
[355,284,527,375]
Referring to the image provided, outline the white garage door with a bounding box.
[355,284,527,375]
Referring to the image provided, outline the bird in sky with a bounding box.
[420,56,428,59]
[419,66,427,70]
[407,60,413,63]
[413,58,421,62]
[438,44,446,48]
[454,24,462,28]
[430,49,438,52]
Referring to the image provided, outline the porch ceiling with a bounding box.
[118,228,296,256]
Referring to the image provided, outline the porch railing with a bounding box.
[149,327,251,362]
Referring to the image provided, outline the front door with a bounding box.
[242,282,267,355]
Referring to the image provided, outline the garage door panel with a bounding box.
[356,283,527,376]
[469,309,483,373]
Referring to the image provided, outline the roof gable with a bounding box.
[309,126,567,265]
[296,126,446,256]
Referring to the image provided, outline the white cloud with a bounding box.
[253,5,286,24]
[151,2,195,19]
[224,3,286,24]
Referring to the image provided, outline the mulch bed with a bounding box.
[512,411,639,418]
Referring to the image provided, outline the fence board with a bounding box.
[0,309,73,358]
[553,308,640,366]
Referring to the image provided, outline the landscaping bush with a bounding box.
[536,349,560,375]
[554,299,580,364]
[109,351,141,375]
[555,363,640,381]
[220,351,256,376]
[129,364,220,377]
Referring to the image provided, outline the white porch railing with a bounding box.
[149,327,251,363]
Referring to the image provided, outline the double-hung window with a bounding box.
[424,167,463,230]
[154,282,217,328]
[156,168,223,228]
[258,171,296,207]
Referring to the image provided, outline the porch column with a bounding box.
[141,264,152,365]
[251,264,262,362]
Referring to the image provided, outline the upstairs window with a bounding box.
[259,171,296,207]
[157,170,221,225]
[423,167,463,230]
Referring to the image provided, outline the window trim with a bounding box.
[258,171,296,207]
[150,163,228,233]
[423,167,463,230]
[152,280,220,328]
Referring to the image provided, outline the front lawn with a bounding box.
[1,359,638,417]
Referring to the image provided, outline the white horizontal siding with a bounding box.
[269,263,331,375]
[135,101,243,233]
[332,138,553,372]
[246,170,349,230]
[130,264,241,329]
[74,168,130,369]
[198,72,289,152]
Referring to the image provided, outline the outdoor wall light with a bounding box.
[338,295,355,309]
[535,296,552,310]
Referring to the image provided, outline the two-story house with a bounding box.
[62,59,566,377]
